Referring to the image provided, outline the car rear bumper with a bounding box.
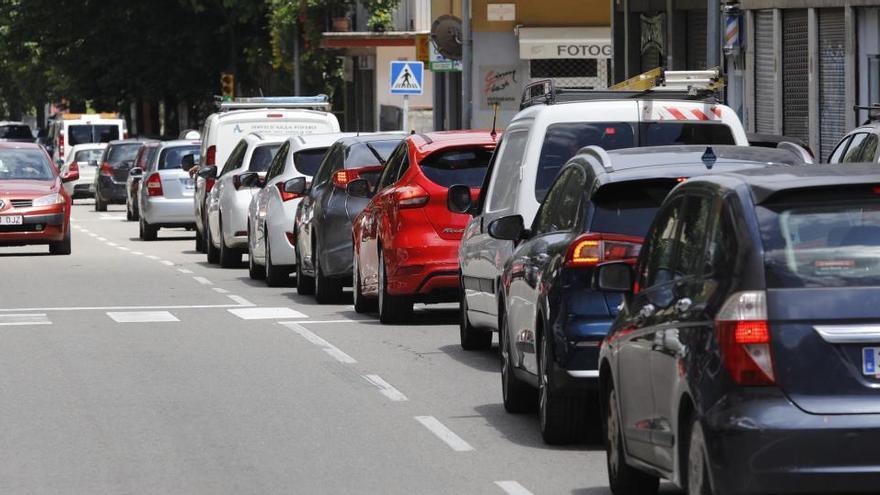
[0,211,66,245]
[96,177,126,203]
[703,388,880,494]
[387,259,460,301]
[143,197,196,226]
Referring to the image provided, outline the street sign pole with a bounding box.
[403,95,409,132]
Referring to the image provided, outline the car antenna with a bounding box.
[702,146,717,169]
[490,103,499,139]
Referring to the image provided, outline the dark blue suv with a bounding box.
[489,145,805,444]
[598,164,880,494]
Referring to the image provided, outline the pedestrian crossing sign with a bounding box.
[390,61,424,95]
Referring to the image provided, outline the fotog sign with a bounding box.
[554,43,612,58]
[518,27,612,60]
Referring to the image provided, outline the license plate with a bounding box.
[862,347,880,375]
[0,215,22,225]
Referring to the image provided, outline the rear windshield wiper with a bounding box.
[364,143,387,167]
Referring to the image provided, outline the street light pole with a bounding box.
[462,0,472,129]
[293,23,302,96]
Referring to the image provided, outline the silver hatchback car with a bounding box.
[136,140,201,241]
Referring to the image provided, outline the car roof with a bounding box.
[69,142,108,150]
[108,138,156,146]
[159,139,201,149]
[0,142,42,150]
[214,108,332,121]
[335,132,407,147]
[0,121,29,126]
[605,145,803,169]
[289,132,359,151]
[408,130,501,153]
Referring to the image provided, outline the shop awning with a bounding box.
[518,27,612,59]
[321,31,427,49]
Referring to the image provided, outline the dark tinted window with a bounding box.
[312,143,343,187]
[265,142,289,181]
[377,142,409,190]
[418,147,493,187]
[68,125,119,146]
[589,180,677,237]
[639,122,735,147]
[159,145,200,170]
[344,139,400,169]
[107,143,142,165]
[705,204,736,276]
[0,149,54,180]
[842,133,868,163]
[248,144,281,172]
[673,195,714,277]
[220,140,247,176]
[74,148,104,163]
[639,197,684,289]
[294,147,329,176]
[535,123,635,201]
[533,167,585,234]
[829,135,852,163]
[0,125,33,139]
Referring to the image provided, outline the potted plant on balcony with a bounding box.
[330,0,354,32]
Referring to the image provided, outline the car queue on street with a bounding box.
[8,69,880,494]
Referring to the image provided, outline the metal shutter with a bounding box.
[687,10,707,70]
[819,9,846,161]
[783,9,809,144]
[754,10,775,134]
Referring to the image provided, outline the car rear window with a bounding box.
[249,144,281,172]
[74,149,103,163]
[640,122,736,147]
[107,143,142,165]
[0,125,33,140]
[589,180,678,237]
[159,145,200,170]
[68,125,120,146]
[536,123,635,201]
[418,147,493,188]
[0,149,54,180]
[759,191,880,287]
[344,139,400,168]
[293,147,328,176]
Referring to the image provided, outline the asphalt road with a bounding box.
[0,201,681,494]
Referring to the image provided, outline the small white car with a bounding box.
[137,140,201,241]
[205,133,284,267]
[60,143,106,200]
[247,132,356,285]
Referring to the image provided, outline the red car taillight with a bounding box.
[276,181,301,201]
[206,145,216,166]
[565,233,642,268]
[205,178,215,193]
[58,134,65,159]
[146,173,163,197]
[69,162,79,174]
[715,291,775,386]
[395,184,429,209]
[100,162,113,177]
[333,166,383,189]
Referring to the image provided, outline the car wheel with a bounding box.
[248,227,266,281]
[94,194,107,212]
[195,228,204,253]
[314,245,342,304]
[378,246,412,323]
[265,234,289,287]
[539,329,587,444]
[218,216,241,268]
[501,310,535,413]
[352,247,377,313]
[139,216,158,241]
[206,219,220,264]
[49,228,71,255]
[460,286,492,350]
[606,384,659,495]
[296,248,315,295]
[126,200,134,221]
[685,416,713,495]
[132,201,139,221]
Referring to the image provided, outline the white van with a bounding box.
[46,113,127,164]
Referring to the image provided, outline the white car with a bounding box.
[247,132,356,286]
[60,143,106,200]
[205,133,284,267]
[136,140,201,241]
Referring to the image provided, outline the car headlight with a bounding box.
[32,193,64,207]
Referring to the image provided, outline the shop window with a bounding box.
[530,59,598,79]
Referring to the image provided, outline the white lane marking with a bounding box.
[227,295,255,306]
[193,276,212,285]
[131,251,143,255]
[88,233,98,237]
[414,416,474,452]
[96,237,107,241]
[146,255,160,260]
[117,246,130,251]
[79,228,90,233]
[177,268,193,274]
[495,481,534,495]
[297,319,377,324]
[0,303,246,312]
[160,260,174,266]
[212,287,230,294]
[106,242,118,247]
[0,314,51,326]
[281,322,357,364]
[107,311,179,323]
[228,307,305,320]
[363,375,408,401]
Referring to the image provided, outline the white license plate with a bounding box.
[862,347,880,375]
[0,215,22,225]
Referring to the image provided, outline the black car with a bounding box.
[489,145,806,445]
[289,133,405,303]
[94,139,155,211]
[598,164,880,494]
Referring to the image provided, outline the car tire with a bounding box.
[218,217,241,268]
[139,216,158,241]
[126,201,135,221]
[195,228,205,253]
[248,233,266,281]
[606,384,659,495]
[132,201,139,221]
[49,229,72,255]
[95,194,107,212]
[460,286,492,350]
[206,220,220,264]
[685,416,713,495]
[378,246,412,323]
[314,246,342,304]
[501,309,535,413]
[265,234,289,287]
[296,248,315,295]
[353,248,377,313]
[539,330,587,444]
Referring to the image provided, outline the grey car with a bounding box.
[135,140,201,241]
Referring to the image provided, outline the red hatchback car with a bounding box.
[0,143,77,254]
[350,131,499,323]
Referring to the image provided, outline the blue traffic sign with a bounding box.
[390,61,424,95]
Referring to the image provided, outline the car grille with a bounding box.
[10,199,32,208]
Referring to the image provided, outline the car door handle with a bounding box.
[674,298,693,315]
[638,304,656,320]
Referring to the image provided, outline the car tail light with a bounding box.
[715,291,775,386]
[205,178,215,193]
[59,134,65,158]
[395,184,429,208]
[206,145,216,166]
[69,162,79,174]
[565,233,642,267]
[285,232,296,244]
[100,162,113,177]
[123,131,129,139]
[276,181,301,201]
[333,166,383,189]
[146,173,163,197]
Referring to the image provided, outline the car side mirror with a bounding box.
[447,184,473,214]
[284,176,308,195]
[60,169,79,182]
[488,215,528,241]
[238,171,261,188]
[345,178,372,199]
[197,165,217,180]
[129,167,143,177]
[594,262,635,293]
[181,154,196,170]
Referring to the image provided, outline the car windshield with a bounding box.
[344,139,400,168]
[0,125,33,140]
[0,149,54,180]
[419,147,494,187]
[159,145,200,170]
[294,147,329,176]
[74,149,104,163]
[639,122,736,147]
[589,179,678,237]
[67,125,120,146]
[107,143,142,166]
[759,194,880,288]
[249,144,281,172]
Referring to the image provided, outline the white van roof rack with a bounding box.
[218,95,331,112]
